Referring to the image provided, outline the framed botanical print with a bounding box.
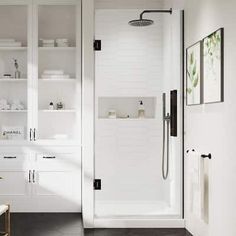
[203,28,224,103]
[186,41,202,105]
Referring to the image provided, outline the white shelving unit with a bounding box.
[38,47,76,51]
[0,0,82,213]
[0,78,27,82]
[0,47,27,51]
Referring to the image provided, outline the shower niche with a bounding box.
[97,97,157,119]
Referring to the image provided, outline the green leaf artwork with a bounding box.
[186,42,201,105]
[203,28,223,103]
[204,30,221,80]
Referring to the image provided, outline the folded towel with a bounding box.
[0,42,22,47]
[56,38,68,43]
[42,43,55,47]
[43,70,64,75]
[0,39,15,42]
[41,74,70,79]
[41,39,54,43]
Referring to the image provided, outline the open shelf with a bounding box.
[39,47,75,51]
[0,78,27,82]
[0,47,27,51]
[39,109,76,113]
[98,118,157,121]
[0,110,27,113]
[38,78,75,82]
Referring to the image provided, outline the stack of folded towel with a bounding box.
[56,39,69,47]
[41,70,70,79]
[0,39,22,47]
[0,99,10,110]
[0,99,25,110]
[40,38,70,47]
[40,39,55,47]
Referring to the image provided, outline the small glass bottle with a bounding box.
[49,102,54,110]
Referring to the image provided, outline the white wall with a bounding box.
[95,0,163,9]
[184,0,236,236]
[94,9,167,210]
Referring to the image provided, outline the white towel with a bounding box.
[41,74,70,79]
[0,39,15,42]
[43,70,64,75]
[0,42,22,47]
[187,150,204,220]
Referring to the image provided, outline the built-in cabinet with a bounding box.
[0,0,81,212]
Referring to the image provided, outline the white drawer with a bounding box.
[0,153,29,170]
[35,152,81,171]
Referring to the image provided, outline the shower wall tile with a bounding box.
[95,9,163,97]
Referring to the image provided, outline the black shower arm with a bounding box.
[140,8,172,19]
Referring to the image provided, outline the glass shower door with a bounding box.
[94,8,183,219]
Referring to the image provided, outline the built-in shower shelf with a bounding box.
[98,97,157,119]
[98,118,157,121]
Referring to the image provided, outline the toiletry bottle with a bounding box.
[49,102,54,110]
[138,101,145,119]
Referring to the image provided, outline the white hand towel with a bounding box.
[187,150,204,220]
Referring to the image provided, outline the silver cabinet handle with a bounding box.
[4,156,16,159]
[32,170,35,183]
[29,170,32,183]
[33,128,36,141]
[30,128,33,141]
[43,156,56,159]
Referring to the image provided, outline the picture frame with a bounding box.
[186,41,202,106]
[203,28,224,104]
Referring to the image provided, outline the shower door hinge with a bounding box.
[94,40,101,51]
[94,179,102,190]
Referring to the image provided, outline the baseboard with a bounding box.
[93,218,185,228]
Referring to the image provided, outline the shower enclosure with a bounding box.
[83,0,184,227]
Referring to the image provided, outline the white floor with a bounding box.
[95,201,181,218]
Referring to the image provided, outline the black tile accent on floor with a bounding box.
[0,213,193,236]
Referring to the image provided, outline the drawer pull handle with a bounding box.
[43,156,56,159]
[4,156,17,159]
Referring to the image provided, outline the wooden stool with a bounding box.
[0,205,10,236]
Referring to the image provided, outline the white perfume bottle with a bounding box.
[138,101,145,119]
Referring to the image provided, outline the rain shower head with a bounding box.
[128,18,154,27]
[128,8,172,27]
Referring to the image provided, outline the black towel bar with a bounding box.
[201,153,212,159]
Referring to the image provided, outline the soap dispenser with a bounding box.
[138,100,145,119]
